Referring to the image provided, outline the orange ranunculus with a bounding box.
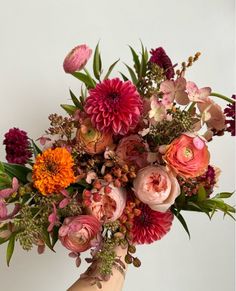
[76,118,113,155]
[164,134,210,179]
[33,147,75,195]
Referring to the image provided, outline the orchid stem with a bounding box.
[210,92,235,104]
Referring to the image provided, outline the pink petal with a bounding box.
[160,80,174,94]
[175,91,189,105]
[12,177,19,192]
[175,77,186,91]
[0,188,14,199]
[193,136,205,150]
[59,198,69,209]
[0,200,7,219]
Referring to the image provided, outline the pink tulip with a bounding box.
[63,44,92,73]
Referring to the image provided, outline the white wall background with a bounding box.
[0,0,235,290]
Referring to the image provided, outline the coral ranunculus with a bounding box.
[59,215,101,253]
[131,202,174,244]
[84,78,143,135]
[164,134,210,179]
[133,166,180,212]
[116,135,149,169]
[63,44,92,73]
[76,118,113,155]
[32,147,76,195]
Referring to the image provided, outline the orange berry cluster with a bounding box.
[103,164,136,188]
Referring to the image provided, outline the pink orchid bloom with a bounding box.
[0,177,19,199]
[47,203,59,232]
[186,81,211,103]
[160,77,189,106]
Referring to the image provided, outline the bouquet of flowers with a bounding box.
[0,42,235,288]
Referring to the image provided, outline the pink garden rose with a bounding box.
[164,134,210,178]
[133,166,180,212]
[87,185,127,222]
[59,215,101,253]
[198,97,226,131]
[63,44,92,73]
[116,135,149,169]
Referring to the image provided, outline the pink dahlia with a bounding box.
[84,78,143,135]
[3,128,32,165]
[131,202,173,244]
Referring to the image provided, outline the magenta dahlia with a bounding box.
[3,128,32,165]
[150,47,174,79]
[131,202,173,244]
[84,78,143,135]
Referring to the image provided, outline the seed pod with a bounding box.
[133,257,141,267]
[125,254,133,264]
[128,245,136,254]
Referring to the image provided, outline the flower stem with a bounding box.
[210,92,235,104]
[187,102,196,112]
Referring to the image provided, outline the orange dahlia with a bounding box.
[32,147,75,195]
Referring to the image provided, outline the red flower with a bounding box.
[150,47,174,79]
[3,128,32,165]
[84,78,143,135]
[224,95,235,136]
[131,202,173,244]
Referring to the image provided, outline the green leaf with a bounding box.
[72,72,95,89]
[124,64,138,84]
[51,226,59,248]
[30,139,42,158]
[69,89,83,110]
[2,162,31,184]
[172,208,190,239]
[6,234,16,266]
[41,227,55,252]
[0,162,5,172]
[213,192,234,199]
[93,42,102,80]
[0,237,9,245]
[139,41,149,77]
[60,104,77,115]
[119,72,129,81]
[104,59,120,80]
[197,185,207,202]
[129,46,140,75]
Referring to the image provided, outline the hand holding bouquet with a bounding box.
[0,42,235,289]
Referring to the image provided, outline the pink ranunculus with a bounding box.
[87,185,127,222]
[164,134,210,178]
[186,81,211,103]
[197,97,226,131]
[59,215,101,253]
[160,77,189,106]
[63,44,92,73]
[116,135,149,169]
[133,166,180,212]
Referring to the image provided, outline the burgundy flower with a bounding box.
[131,202,173,244]
[150,47,175,79]
[3,128,32,165]
[224,95,235,136]
[84,78,143,135]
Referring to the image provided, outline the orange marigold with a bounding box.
[32,147,75,195]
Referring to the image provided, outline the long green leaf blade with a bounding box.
[72,72,95,88]
[2,163,31,184]
[6,234,16,266]
[93,42,102,80]
[104,59,120,80]
[124,64,138,84]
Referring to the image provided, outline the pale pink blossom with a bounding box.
[133,166,180,212]
[63,44,92,73]
[160,77,189,105]
[149,96,168,123]
[59,215,101,253]
[47,203,59,232]
[198,97,226,131]
[0,177,19,199]
[85,171,98,184]
[186,81,211,102]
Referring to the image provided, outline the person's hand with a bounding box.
[67,246,127,291]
